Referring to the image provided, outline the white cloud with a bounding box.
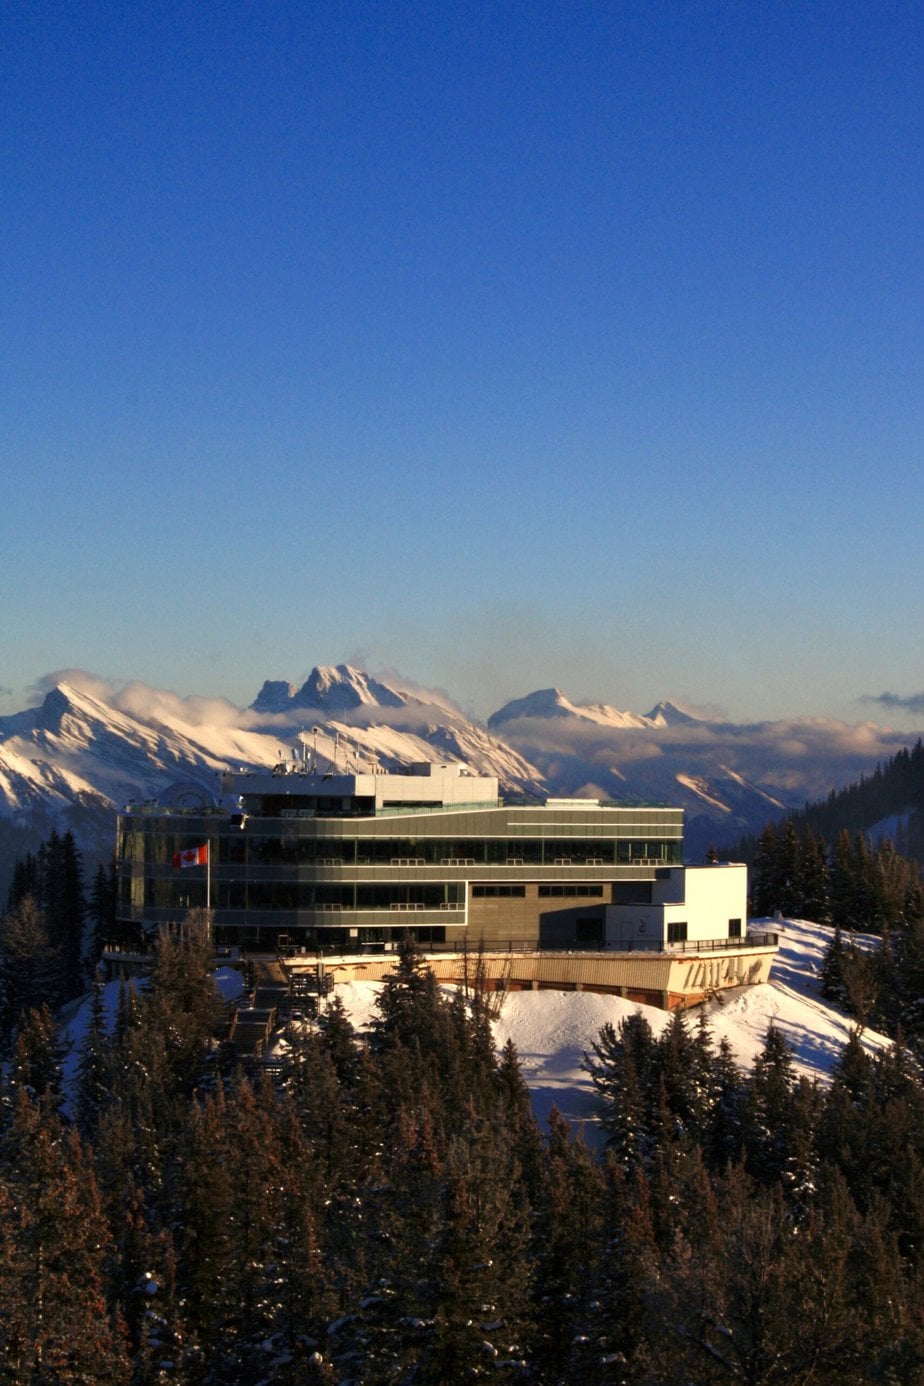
[32,669,245,729]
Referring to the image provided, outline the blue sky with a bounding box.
[4,1,923,727]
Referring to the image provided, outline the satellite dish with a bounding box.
[159,781,216,810]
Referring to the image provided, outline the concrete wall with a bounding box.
[297,937,777,1011]
[605,863,747,947]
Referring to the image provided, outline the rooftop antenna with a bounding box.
[322,729,340,777]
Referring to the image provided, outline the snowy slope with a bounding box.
[335,918,892,1139]
[60,919,890,1146]
[0,674,545,859]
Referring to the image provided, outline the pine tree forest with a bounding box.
[746,818,924,1049]
[1,839,923,1381]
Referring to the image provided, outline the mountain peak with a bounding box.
[250,664,409,715]
[296,664,407,711]
[33,681,113,733]
[250,680,299,714]
[488,689,575,727]
[488,688,650,730]
[645,700,704,728]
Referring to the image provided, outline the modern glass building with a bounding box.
[116,759,694,953]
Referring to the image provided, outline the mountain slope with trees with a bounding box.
[738,739,924,868]
[0,918,921,1382]
[731,742,924,1057]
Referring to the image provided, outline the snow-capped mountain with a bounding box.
[488,688,653,730]
[484,684,916,858]
[252,664,412,714]
[489,688,705,733]
[645,700,704,728]
[0,669,543,898]
[1,663,918,899]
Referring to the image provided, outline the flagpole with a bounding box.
[207,842,211,911]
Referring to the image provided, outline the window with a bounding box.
[612,882,653,905]
[728,917,742,938]
[538,884,604,898]
[472,884,526,898]
[667,921,688,943]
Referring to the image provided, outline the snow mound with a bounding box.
[336,918,893,1140]
[57,921,893,1144]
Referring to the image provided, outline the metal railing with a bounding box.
[101,929,779,964]
[273,931,779,960]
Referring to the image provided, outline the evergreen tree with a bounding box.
[142,910,221,1100]
[799,826,830,923]
[532,1107,604,1374]
[570,1161,660,1378]
[829,828,858,930]
[704,1033,745,1170]
[655,1006,708,1144]
[5,851,39,913]
[820,924,850,1009]
[751,822,781,917]
[74,971,113,1140]
[421,1115,534,1382]
[315,992,360,1085]
[742,1024,798,1186]
[893,915,924,1054]
[174,1088,237,1360]
[494,1038,546,1203]
[0,895,59,1045]
[369,932,443,1058]
[47,830,86,994]
[584,1011,657,1170]
[0,1098,130,1382]
[776,820,803,917]
[88,859,118,960]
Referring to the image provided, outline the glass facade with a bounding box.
[120,828,681,873]
[116,795,684,951]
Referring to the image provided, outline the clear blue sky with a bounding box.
[4,1,923,727]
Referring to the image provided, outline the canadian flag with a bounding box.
[172,844,209,868]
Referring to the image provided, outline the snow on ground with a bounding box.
[703,918,890,1080]
[55,924,893,1141]
[336,919,895,1140]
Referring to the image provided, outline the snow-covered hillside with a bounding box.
[334,918,892,1139]
[59,918,889,1151]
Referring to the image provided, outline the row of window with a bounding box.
[212,923,449,950]
[471,883,607,899]
[136,878,621,910]
[135,880,466,911]
[125,831,681,868]
[538,884,605,898]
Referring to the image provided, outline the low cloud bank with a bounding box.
[497,712,920,805]
[33,669,245,730]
